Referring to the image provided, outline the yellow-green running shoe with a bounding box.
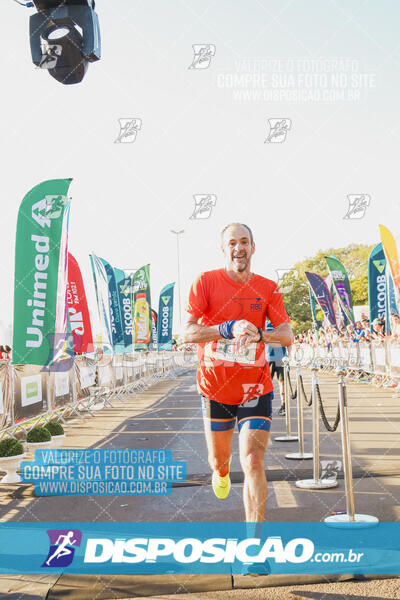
[212,460,231,500]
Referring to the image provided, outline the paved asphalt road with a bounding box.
[0,366,399,598]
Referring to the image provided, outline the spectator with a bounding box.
[352,321,366,343]
[0,345,11,360]
[390,313,400,339]
[318,328,326,346]
[371,318,385,340]
[361,316,370,328]
[265,323,287,416]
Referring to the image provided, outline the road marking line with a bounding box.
[272,481,298,508]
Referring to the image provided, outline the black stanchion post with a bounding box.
[286,357,313,460]
[325,365,378,526]
[296,363,337,490]
[274,356,299,442]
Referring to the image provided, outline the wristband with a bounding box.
[219,320,236,339]
[257,327,263,342]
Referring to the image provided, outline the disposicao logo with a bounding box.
[42,529,82,567]
[82,536,314,564]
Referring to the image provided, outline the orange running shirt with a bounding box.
[185,268,291,404]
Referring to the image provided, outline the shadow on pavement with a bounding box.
[291,591,397,600]
[0,592,45,600]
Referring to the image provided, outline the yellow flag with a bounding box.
[379,224,400,299]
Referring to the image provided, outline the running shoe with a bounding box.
[211,460,231,500]
[278,404,286,416]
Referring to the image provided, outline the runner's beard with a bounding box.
[232,255,249,272]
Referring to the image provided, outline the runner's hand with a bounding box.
[235,332,259,354]
[231,320,258,339]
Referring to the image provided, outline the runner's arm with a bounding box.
[260,322,294,347]
[182,313,221,343]
[182,314,258,343]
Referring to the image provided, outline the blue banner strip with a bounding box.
[0,522,398,575]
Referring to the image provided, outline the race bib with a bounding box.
[212,340,257,365]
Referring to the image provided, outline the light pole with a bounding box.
[170,229,184,326]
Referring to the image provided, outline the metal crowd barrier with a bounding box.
[0,350,197,439]
[282,343,380,525]
[289,339,400,388]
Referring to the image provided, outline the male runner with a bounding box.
[183,223,293,524]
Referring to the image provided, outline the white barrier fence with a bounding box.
[0,351,197,437]
[289,339,400,384]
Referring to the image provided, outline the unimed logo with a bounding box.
[21,375,42,407]
[26,381,38,399]
[83,536,314,564]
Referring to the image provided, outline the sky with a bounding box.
[1,0,400,342]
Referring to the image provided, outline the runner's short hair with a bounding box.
[221,223,254,245]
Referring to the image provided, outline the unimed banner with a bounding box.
[13,179,72,365]
[67,253,93,353]
[368,242,386,327]
[13,364,48,422]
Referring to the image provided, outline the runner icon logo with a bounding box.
[242,383,264,404]
[39,44,62,70]
[274,269,298,294]
[115,118,142,143]
[42,529,82,568]
[265,118,291,143]
[320,460,342,481]
[343,195,371,220]
[189,195,217,220]
[188,45,216,69]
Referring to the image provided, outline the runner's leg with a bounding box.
[204,428,234,476]
[239,427,269,521]
[237,393,272,521]
[269,361,276,382]
[201,396,235,476]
